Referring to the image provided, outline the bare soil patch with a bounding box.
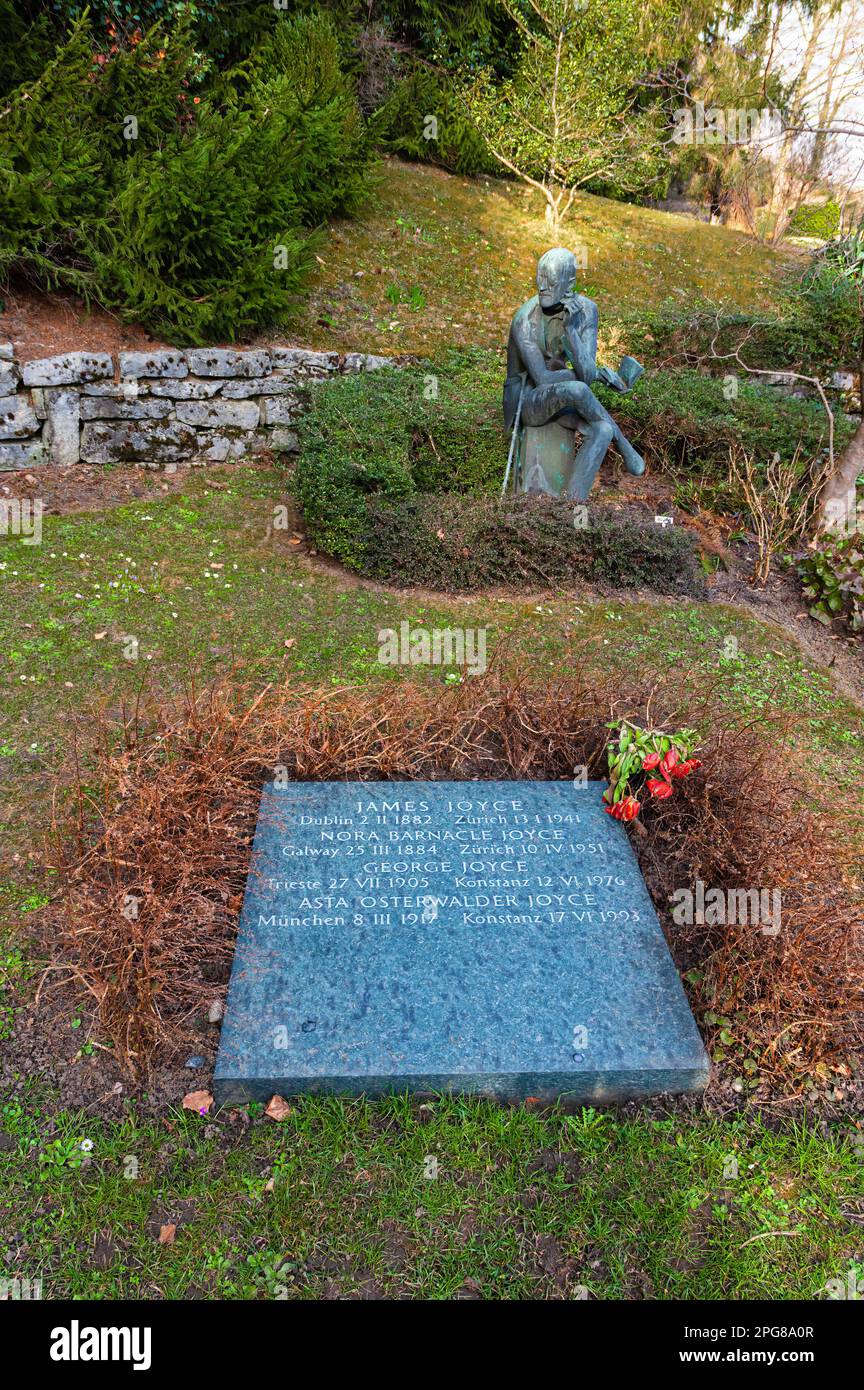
[0,284,172,364]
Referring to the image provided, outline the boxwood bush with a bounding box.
[361,493,705,594]
[293,345,855,593]
[293,350,505,572]
[598,367,854,476]
[295,351,850,560]
[292,351,704,594]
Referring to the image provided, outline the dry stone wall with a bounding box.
[0,344,391,471]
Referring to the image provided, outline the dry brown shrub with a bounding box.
[50,671,863,1090]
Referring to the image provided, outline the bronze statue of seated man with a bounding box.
[504,247,645,501]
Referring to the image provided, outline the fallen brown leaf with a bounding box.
[182,1089,213,1114]
[265,1095,293,1122]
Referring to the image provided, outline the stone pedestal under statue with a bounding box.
[517,422,577,497]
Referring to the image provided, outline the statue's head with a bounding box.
[536,247,577,312]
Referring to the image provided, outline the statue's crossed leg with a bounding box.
[521,379,644,502]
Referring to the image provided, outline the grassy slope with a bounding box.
[282,159,796,355]
[0,168,858,1302]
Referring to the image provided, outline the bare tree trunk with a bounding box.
[768,2,827,246]
[544,30,564,241]
[544,189,562,237]
[805,2,861,192]
[817,416,864,533]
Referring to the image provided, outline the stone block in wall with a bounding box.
[197,432,250,462]
[0,343,14,362]
[174,400,260,430]
[79,397,173,421]
[220,376,298,398]
[82,381,146,397]
[343,353,391,373]
[32,384,88,420]
[831,371,855,391]
[259,397,295,426]
[44,390,80,465]
[119,350,187,379]
[184,349,271,378]
[268,427,300,453]
[271,347,337,375]
[0,440,44,469]
[81,419,198,466]
[21,352,112,387]
[147,378,223,399]
[0,366,20,394]
[0,395,39,439]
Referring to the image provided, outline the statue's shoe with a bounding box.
[617,440,645,475]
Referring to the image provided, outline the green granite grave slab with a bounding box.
[213,781,709,1103]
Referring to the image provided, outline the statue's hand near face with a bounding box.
[560,291,583,328]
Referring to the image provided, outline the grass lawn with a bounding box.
[3,1084,862,1300]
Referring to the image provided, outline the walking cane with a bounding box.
[501,374,526,497]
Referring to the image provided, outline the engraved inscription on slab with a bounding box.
[214,781,709,1102]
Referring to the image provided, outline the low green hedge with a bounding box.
[598,368,852,475]
[292,352,704,594]
[292,351,504,572]
[361,493,705,594]
[294,351,847,547]
[292,348,850,591]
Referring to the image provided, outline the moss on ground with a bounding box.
[282,159,796,357]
